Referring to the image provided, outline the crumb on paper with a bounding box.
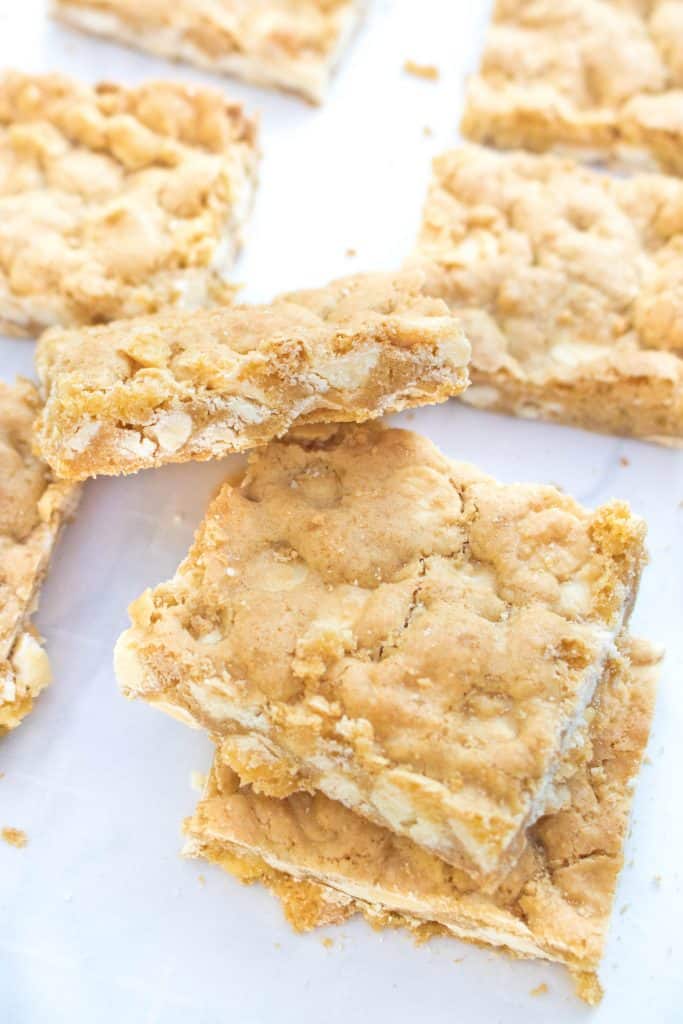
[530,983,548,997]
[190,771,206,792]
[405,411,416,422]
[2,827,28,848]
[274,942,282,951]
[453,957,464,964]
[423,125,433,137]
[322,937,334,949]
[172,513,184,526]
[653,874,662,886]
[620,903,630,915]
[345,248,357,258]
[198,874,206,887]
[404,60,439,80]
[619,456,630,467]
[644,755,653,765]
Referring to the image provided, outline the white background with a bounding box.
[1,2,682,1021]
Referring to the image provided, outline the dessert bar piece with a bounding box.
[0,71,258,337]
[0,380,79,733]
[412,145,683,445]
[461,0,683,176]
[184,637,659,1005]
[116,422,647,880]
[34,271,470,480]
[51,0,366,105]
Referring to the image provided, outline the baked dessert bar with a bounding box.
[0,71,258,337]
[184,636,659,1005]
[461,0,683,176]
[116,422,647,880]
[412,145,683,445]
[0,380,79,733]
[34,271,470,480]
[51,0,366,105]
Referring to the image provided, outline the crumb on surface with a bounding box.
[423,125,433,137]
[530,983,548,997]
[404,60,439,80]
[619,904,630,915]
[619,457,630,467]
[2,827,28,848]
[322,937,334,949]
[198,873,206,886]
[345,248,357,258]
[653,874,662,886]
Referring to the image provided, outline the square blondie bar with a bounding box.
[116,423,647,881]
[412,145,683,445]
[461,0,683,176]
[0,71,258,337]
[184,637,659,1005]
[34,271,470,480]
[51,0,366,105]
[0,379,79,733]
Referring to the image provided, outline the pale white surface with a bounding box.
[0,2,681,1022]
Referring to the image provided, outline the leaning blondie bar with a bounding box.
[0,71,258,336]
[412,145,683,445]
[461,0,683,176]
[184,637,659,1005]
[0,380,79,732]
[51,0,366,105]
[116,423,646,881]
[34,271,470,480]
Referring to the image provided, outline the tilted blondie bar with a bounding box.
[0,71,258,337]
[116,422,647,880]
[34,271,470,480]
[461,0,683,176]
[51,0,366,105]
[412,145,683,445]
[184,637,659,1005]
[0,380,79,733]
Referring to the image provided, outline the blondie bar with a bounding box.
[116,423,646,880]
[0,380,79,733]
[34,271,470,480]
[52,0,366,105]
[461,0,683,176]
[184,637,659,1005]
[412,145,683,444]
[0,71,258,336]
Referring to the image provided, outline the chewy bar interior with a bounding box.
[0,379,79,733]
[34,271,470,480]
[116,423,647,881]
[412,145,683,445]
[184,637,660,1006]
[51,0,367,105]
[0,71,258,337]
[461,0,683,176]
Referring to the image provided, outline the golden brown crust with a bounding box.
[34,271,470,480]
[51,0,366,104]
[0,379,79,733]
[412,145,683,444]
[117,423,647,879]
[183,637,659,1003]
[0,71,258,336]
[461,0,683,176]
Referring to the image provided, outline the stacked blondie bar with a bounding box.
[0,0,675,1008]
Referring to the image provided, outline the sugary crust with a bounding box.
[51,0,366,105]
[412,145,683,444]
[183,637,660,1004]
[461,0,683,176]
[0,379,79,733]
[0,71,258,337]
[34,271,470,480]
[116,423,647,878]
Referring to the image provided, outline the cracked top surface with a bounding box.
[187,637,659,976]
[413,145,683,441]
[34,270,470,479]
[117,423,646,876]
[462,0,683,175]
[0,379,78,724]
[52,0,364,103]
[0,71,258,335]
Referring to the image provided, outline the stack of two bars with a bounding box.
[34,271,656,1004]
